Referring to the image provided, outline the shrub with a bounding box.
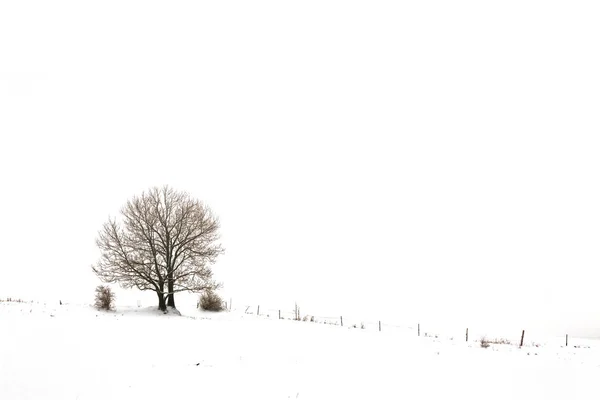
[94,285,115,311]
[480,336,490,348]
[198,290,225,312]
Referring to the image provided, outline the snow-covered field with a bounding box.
[1,300,599,400]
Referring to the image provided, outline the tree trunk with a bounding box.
[167,274,175,309]
[157,293,167,312]
[157,282,167,312]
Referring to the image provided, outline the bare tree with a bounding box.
[92,186,223,311]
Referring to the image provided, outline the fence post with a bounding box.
[379,321,381,332]
[566,334,568,347]
[418,323,420,337]
[279,310,281,320]
[340,316,343,327]
[257,305,260,316]
[520,330,525,347]
[466,328,469,342]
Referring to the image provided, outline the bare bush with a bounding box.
[480,336,490,348]
[94,285,115,311]
[198,290,225,312]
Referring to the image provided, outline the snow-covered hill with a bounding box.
[1,300,599,399]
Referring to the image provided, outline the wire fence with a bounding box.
[229,302,579,349]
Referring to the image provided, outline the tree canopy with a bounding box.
[93,186,223,311]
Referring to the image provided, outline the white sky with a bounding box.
[1,1,599,337]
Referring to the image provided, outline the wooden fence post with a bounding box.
[279,310,281,320]
[466,328,469,342]
[566,334,568,347]
[257,305,260,316]
[340,316,343,327]
[379,321,381,331]
[418,323,420,337]
[520,330,525,347]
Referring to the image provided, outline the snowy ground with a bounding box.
[1,300,599,399]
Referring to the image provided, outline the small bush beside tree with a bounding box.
[480,336,490,348]
[94,285,115,311]
[198,290,224,311]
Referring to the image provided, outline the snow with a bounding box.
[1,300,599,399]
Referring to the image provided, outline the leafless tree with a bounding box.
[92,186,223,311]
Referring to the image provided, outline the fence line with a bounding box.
[232,302,570,348]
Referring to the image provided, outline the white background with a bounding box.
[1,1,599,337]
